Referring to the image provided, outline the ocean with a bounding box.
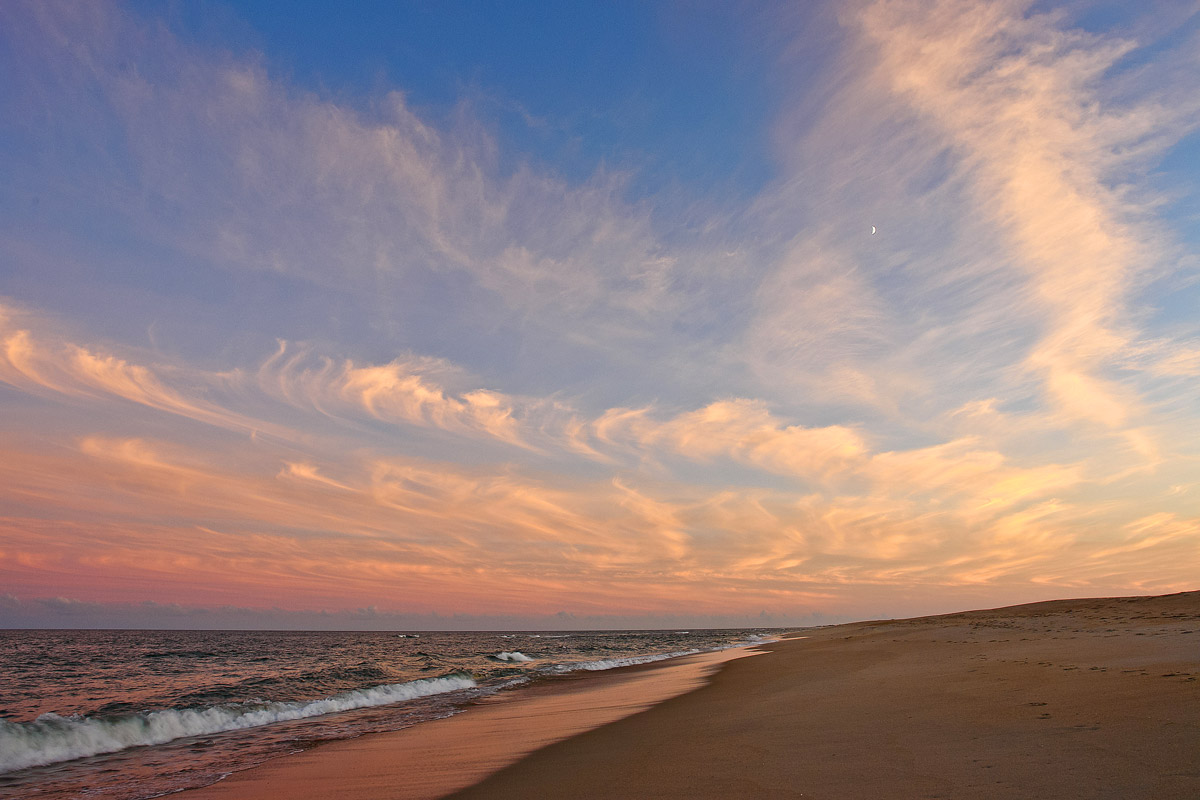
[0,628,778,799]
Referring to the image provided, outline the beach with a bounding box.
[9,2,1200,796]
[174,647,758,800]
[181,591,1199,799]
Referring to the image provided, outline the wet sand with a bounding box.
[452,591,1200,799]
[176,647,760,800]
[181,591,1199,799]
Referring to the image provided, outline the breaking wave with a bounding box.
[0,674,475,774]
[554,649,702,672]
[493,651,534,662]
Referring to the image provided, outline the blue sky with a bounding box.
[156,0,784,197]
[1,0,1198,629]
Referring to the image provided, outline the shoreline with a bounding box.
[174,643,768,800]
[178,591,1199,799]
[452,591,1200,799]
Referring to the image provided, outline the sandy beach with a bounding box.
[181,591,1199,799]
[10,4,1199,797]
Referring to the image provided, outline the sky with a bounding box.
[1,0,1198,630]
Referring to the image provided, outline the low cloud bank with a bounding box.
[0,594,844,631]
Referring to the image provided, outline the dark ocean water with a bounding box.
[0,628,778,799]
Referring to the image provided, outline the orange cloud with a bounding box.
[856,0,1171,429]
[0,306,283,438]
[2,0,1196,623]
[593,398,867,480]
[0,419,1193,618]
[258,341,551,448]
[866,437,1083,512]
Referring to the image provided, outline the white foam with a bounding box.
[553,649,702,672]
[494,651,534,662]
[0,674,476,774]
[732,634,777,646]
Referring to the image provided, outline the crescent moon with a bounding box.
[871,226,876,235]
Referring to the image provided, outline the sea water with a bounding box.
[0,628,777,799]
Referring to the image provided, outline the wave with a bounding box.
[0,674,475,774]
[547,636,774,675]
[493,651,534,662]
[737,634,775,645]
[553,649,702,672]
[142,649,220,659]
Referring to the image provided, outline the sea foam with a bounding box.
[493,651,534,662]
[0,674,475,774]
[556,648,702,672]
